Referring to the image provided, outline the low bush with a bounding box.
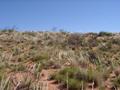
[98,31,112,36]
[10,64,26,72]
[113,75,120,88]
[67,33,83,48]
[52,67,100,90]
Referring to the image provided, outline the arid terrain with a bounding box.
[0,29,120,90]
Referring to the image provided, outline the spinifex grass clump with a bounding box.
[10,64,26,72]
[0,76,12,90]
[112,75,120,88]
[52,67,101,90]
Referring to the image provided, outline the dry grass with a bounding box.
[0,29,120,89]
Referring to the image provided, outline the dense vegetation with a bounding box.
[0,29,120,90]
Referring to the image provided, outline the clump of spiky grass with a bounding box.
[111,75,120,90]
[51,67,102,90]
[0,76,11,90]
[31,81,48,90]
[10,64,26,72]
[33,62,42,79]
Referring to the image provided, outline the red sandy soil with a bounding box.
[40,69,60,90]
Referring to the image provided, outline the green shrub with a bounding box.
[98,31,112,36]
[0,29,16,33]
[51,67,82,87]
[32,53,49,62]
[113,75,120,88]
[52,67,100,89]
[59,67,79,77]
[68,79,85,90]
[10,64,26,72]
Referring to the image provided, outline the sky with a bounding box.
[0,0,120,32]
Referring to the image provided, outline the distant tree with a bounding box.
[0,28,17,33]
[98,31,112,36]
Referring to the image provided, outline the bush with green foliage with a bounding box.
[52,67,100,90]
[98,31,112,36]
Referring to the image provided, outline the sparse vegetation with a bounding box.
[0,29,120,90]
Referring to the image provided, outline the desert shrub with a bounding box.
[67,33,83,48]
[16,64,26,71]
[31,53,49,62]
[42,60,60,69]
[0,29,16,33]
[12,48,20,56]
[52,67,100,89]
[101,67,112,80]
[51,67,84,89]
[33,55,44,62]
[87,51,101,65]
[87,32,98,36]
[0,72,5,81]
[68,79,85,90]
[99,45,108,51]
[87,38,98,47]
[0,64,7,81]
[99,86,106,90]
[113,75,120,88]
[10,64,26,72]
[59,67,79,77]
[98,31,112,36]
[111,39,120,45]
[53,74,85,90]
[99,42,112,52]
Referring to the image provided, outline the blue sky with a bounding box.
[0,0,120,32]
